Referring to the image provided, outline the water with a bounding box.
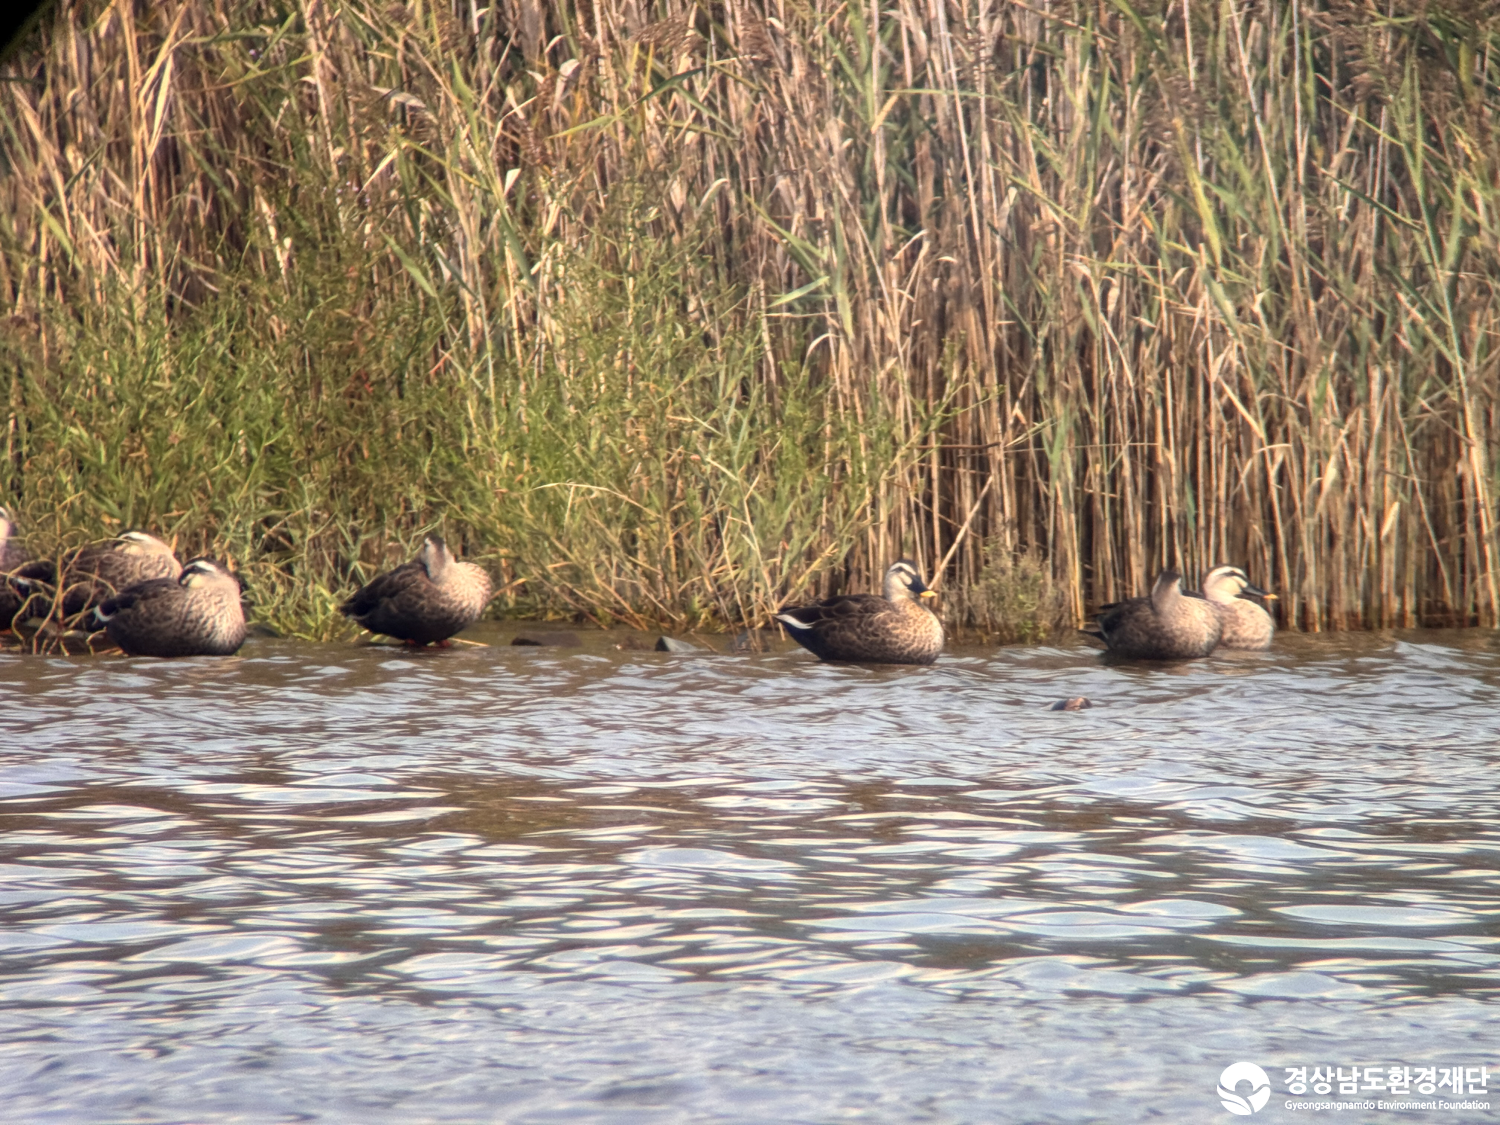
[2,627,1498,1122]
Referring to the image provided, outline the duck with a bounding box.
[774,559,943,664]
[1087,568,1222,660]
[0,506,36,630]
[16,530,183,620]
[0,507,28,568]
[340,536,493,645]
[94,557,247,657]
[1200,564,1276,650]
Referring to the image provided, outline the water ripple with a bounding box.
[1,627,1498,1120]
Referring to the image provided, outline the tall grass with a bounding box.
[2,0,1497,636]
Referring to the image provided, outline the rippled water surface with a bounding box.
[2,627,1499,1122]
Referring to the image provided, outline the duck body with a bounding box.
[775,560,943,665]
[340,536,492,645]
[1090,569,1222,660]
[18,530,183,621]
[96,558,247,657]
[1200,564,1276,650]
[0,507,36,629]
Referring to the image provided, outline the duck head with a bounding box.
[884,559,937,603]
[1201,564,1273,603]
[180,558,240,591]
[117,530,175,557]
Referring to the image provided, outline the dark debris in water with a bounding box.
[1050,696,1093,711]
[511,632,583,647]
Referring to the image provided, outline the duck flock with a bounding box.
[0,509,490,658]
[0,506,1275,662]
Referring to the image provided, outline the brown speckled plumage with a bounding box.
[1200,564,1276,650]
[1089,569,1222,660]
[775,560,944,665]
[340,536,492,645]
[97,558,247,657]
[21,530,184,619]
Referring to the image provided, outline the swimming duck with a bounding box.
[95,558,247,657]
[1087,568,1222,660]
[774,559,943,664]
[1200,564,1276,650]
[18,530,183,620]
[340,536,493,645]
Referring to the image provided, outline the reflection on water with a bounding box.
[1,627,1498,1121]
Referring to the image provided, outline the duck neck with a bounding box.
[1201,574,1238,605]
[1150,575,1182,614]
[423,546,452,584]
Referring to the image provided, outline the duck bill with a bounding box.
[919,590,938,600]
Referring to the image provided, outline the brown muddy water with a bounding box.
[1,626,1498,1123]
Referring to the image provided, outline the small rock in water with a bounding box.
[511,632,582,648]
[1051,696,1093,711]
[655,636,701,653]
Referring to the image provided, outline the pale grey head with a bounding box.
[883,559,937,603]
[180,557,237,588]
[1201,564,1272,603]
[117,530,176,557]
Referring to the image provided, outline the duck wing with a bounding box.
[340,561,427,619]
[12,558,56,586]
[97,577,181,621]
[776,594,891,630]
[1092,596,1144,640]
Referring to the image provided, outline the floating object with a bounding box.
[95,558,247,657]
[1051,696,1093,711]
[341,536,492,646]
[654,636,701,653]
[775,559,943,665]
[1086,569,1222,660]
[510,631,581,647]
[1200,564,1276,650]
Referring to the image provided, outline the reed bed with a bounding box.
[2,0,1496,637]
